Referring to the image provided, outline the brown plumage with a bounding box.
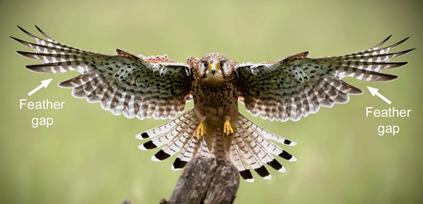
[13,26,414,182]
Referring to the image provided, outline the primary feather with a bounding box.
[236,37,413,122]
[13,26,192,120]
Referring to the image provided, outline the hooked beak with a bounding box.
[208,62,220,75]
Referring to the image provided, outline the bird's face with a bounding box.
[195,53,235,84]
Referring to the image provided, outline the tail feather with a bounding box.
[231,132,261,181]
[136,110,203,170]
[232,128,262,169]
[172,137,202,170]
[171,137,198,170]
[233,122,273,180]
[267,159,286,173]
[180,138,199,161]
[229,139,249,178]
[172,158,188,170]
[229,132,254,181]
[137,111,197,151]
[229,114,297,181]
[248,119,296,146]
[151,132,190,161]
[198,140,212,157]
[135,110,296,181]
[238,116,297,162]
[136,111,194,140]
[151,125,196,162]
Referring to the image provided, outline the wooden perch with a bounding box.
[161,156,240,204]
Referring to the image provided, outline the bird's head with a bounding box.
[191,53,235,85]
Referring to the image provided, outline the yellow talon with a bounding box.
[195,121,206,140]
[223,119,234,135]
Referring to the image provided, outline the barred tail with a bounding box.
[135,110,297,182]
[229,113,297,182]
[135,110,209,170]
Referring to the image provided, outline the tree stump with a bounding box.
[161,156,240,204]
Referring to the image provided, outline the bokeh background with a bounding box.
[1,0,422,203]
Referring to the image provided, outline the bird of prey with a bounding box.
[13,26,413,182]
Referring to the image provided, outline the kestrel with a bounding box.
[13,26,413,182]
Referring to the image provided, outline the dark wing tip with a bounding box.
[348,85,364,95]
[389,37,410,48]
[17,25,36,38]
[10,36,23,42]
[25,64,46,72]
[359,69,400,81]
[371,35,392,49]
[397,48,416,56]
[375,73,398,81]
[406,47,415,51]
[34,25,43,32]
[381,34,393,44]
[16,51,35,59]
[11,36,33,48]
[34,25,52,39]
[59,78,76,88]
[384,62,408,70]
[16,25,25,31]
[16,50,26,55]
[400,36,410,43]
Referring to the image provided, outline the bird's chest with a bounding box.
[192,80,238,116]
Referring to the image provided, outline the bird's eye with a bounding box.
[219,61,225,67]
[202,61,208,67]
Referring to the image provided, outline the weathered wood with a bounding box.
[161,156,240,204]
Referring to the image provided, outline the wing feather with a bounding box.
[13,26,193,120]
[236,36,413,121]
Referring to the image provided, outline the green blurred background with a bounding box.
[1,0,422,203]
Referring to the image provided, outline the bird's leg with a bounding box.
[223,116,234,135]
[194,121,206,140]
[194,117,206,140]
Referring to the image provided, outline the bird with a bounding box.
[12,26,414,182]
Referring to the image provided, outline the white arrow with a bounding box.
[27,78,52,96]
[367,86,392,105]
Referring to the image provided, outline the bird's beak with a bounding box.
[208,62,220,75]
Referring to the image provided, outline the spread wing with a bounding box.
[236,36,413,121]
[13,26,193,120]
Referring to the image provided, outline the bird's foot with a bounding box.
[223,119,234,135]
[194,121,206,140]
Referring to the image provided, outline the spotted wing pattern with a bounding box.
[236,36,413,121]
[13,26,193,119]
